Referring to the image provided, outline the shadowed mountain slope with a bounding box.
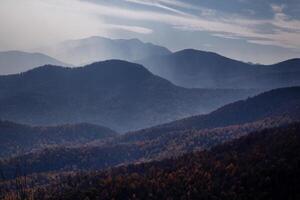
[0,51,68,75]
[139,49,300,89]
[0,60,256,132]
[0,87,298,178]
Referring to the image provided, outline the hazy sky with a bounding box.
[0,0,300,64]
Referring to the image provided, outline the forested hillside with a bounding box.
[3,123,299,200]
[0,121,117,158]
[0,87,298,179]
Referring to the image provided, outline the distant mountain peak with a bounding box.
[85,59,144,67]
[139,48,300,89]
[40,36,171,65]
[24,64,68,74]
[115,38,142,43]
[20,60,152,80]
[270,58,300,66]
[173,49,227,59]
[82,59,152,76]
[0,50,68,75]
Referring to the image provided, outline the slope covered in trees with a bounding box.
[0,121,117,158]
[139,87,300,134]
[5,122,300,200]
[0,60,257,132]
[0,87,299,179]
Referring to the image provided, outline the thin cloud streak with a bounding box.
[125,0,196,9]
[84,0,300,49]
[104,24,153,34]
[0,0,300,51]
[125,0,190,16]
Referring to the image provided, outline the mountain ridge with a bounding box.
[0,87,298,178]
[40,36,172,65]
[0,60,256,132]
[0,50,69,75]
[138,48,300,89]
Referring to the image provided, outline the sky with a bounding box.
[0,0,300,64]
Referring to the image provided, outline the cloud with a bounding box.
[271,4,286,13]
[93,0,300,49]
[0,0,153,50]
[0,0,300,51]
[103,24,153,34]
[269,4,300,32]
[125,0,195,9]
[125,0,190,15]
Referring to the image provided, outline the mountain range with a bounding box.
[0,37,299,200]
[139,49,300,89]
[0,60,257,132]
[39,36,171,65]
[2,40,299,91]
[1,87,299,179]
[0,51,68,75]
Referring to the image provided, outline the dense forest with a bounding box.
[0,86,299,200]
[2,123,300,200]
[0,121,117,158]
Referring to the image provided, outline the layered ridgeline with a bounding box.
[139,49,300,89]
[1,87,299,178]
[0,51,68,75]
[40,36,171,65]
[26,123,300,200]
[0,60,256,132]
[0,121,117,158]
